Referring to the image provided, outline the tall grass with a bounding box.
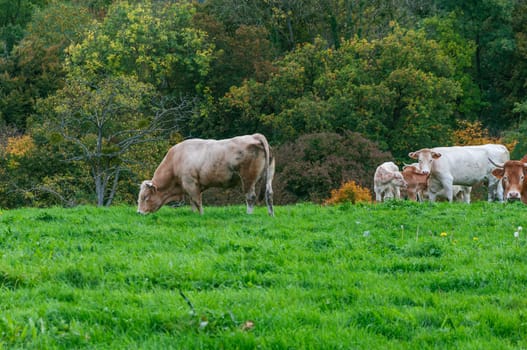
[0,201,526,349]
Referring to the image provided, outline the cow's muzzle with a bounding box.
[506,191,521,201]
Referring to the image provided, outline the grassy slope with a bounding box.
[1,201,527,349]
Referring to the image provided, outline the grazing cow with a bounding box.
[489,157,527,203]
[374,161,407,202]
[137,133,275,215]
[408,144,509,203]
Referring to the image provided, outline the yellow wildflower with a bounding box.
[440,232,447,237]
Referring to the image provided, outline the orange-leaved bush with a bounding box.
[324,181,372,205]
[6,134,35,157]
[454,120,516,151]
[5,134,35,169]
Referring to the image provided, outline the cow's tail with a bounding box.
[254,133,274,216]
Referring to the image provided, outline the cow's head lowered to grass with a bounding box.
[137,133,275,215]
[137,180,184,214]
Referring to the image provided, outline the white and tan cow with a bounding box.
[409,144,509,203]
[138,133,275,215]
[374,161,407,202]
[489,155,527,203]
[402,163,472,202]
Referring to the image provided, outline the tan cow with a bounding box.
[138,133,275,215]
[490,156,527,203]
[401,164,429,201]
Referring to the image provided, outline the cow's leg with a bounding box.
[428,191,437,202]
[375,187,382,202]
[443,184,454,202]
[408,188,417,201]
[496,179,504,202]
[265,157,275,216]
[240,163,262,214]
[188,191,203,214]
[242,173,258,214]
[394,186,401,200]
[246,186,257,214]
[373,183,382,202]
[462,186,471,203]
[183,177,203,214]
[488,177,503,202]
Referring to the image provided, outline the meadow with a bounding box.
[1,201,527,349]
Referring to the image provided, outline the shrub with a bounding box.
[324,181,372,205]
[273,131,391,204]
[454,120,515,150]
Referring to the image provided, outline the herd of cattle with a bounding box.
[136,133,527,216]
[374,144,527,204]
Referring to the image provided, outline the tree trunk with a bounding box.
[105,168,121,207]
[95,173,104,206]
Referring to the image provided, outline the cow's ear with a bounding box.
[492,168,504,179]
[431,152,442,159]
[145,181,157,192]
[408,152,418,159]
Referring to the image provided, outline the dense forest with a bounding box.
[1,0,527,207]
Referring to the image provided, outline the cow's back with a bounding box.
[169,135,266,188]
[481,144,510,163]
[431,145,507,186]
[374,162,399,182]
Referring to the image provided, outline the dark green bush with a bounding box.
[273,131,392,204]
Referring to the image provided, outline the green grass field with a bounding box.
[1,201,527,349]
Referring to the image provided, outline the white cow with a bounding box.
[408,144,509,203]
[374,162,407,202]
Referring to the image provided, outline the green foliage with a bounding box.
[0,203,527,348]
[0,131,88,208]
[193,13,275,98]
[33,73,169,206]
[422,13,483,120]
[437,0,517,129]
[211,26,463,158]
[0,0,48,52]
[67,1,214,95]
[0,1,92,130]
[503,108,527,159]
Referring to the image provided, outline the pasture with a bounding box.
[1,202,527,349]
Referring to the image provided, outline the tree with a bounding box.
[67,1,214,96]
[0,2,92,129]
[214,25,463,159]
[435,0,516,129]
[0,0,48,54]
[35,74,194,206]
